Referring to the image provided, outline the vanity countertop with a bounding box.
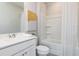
[0,33,37,50]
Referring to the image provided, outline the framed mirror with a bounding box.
[0,2,24,34]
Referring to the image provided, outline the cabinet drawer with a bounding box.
[0,39,36,56]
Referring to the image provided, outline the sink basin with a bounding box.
[15,32,33,38]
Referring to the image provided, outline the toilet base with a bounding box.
[38,54,47,56]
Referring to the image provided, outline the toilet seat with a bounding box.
[37,45,49,51]
[36,45,49,55]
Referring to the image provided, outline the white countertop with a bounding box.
[0,33,37,49]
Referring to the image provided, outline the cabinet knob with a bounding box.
[22,54,24,56]
[24,52,27,54]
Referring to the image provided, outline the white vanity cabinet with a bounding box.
[15,45,36,56]
[0,38,37,56]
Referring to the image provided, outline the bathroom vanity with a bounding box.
[0,33,37,56]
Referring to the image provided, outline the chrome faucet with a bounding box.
[9,34,12,38]
[9,33,16,38]
[12,34,16,38]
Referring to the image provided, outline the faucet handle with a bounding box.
[12,34,16,38]
[9,34,12,38]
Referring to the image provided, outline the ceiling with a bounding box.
[10,2,24,9]
[10,2,55,9]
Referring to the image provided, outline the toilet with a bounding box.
[36,45,49,56]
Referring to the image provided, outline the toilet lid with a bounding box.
[37,45,49,51]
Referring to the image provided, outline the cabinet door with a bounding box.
[0,39,36,56]
[24,46,36,56]
[15,45,36,56]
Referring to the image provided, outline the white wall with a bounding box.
[47,3,62,16]
[37,3,62,43]
[26,2,37,13]
[45,3,62,43]
[0,2,23,34]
